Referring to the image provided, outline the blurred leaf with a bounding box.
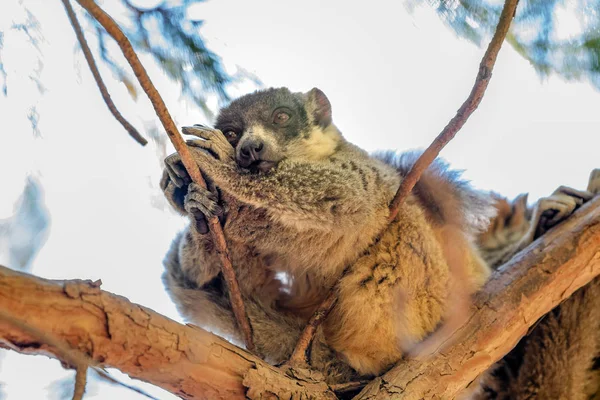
[85,0,253,118]
[0,31,7,95]
[410,0,600,89]
[0,176,51,272]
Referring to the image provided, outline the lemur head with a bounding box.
[215,87,342,173]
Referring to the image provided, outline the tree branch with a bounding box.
[0,196,598,399]
[60,0,147,146]
[0,265,335,399]
[290,0,521,364]
[354,195,600,399]
[387,0,519,222]
[73,0,254,352]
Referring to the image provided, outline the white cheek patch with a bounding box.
[287,124,341,161]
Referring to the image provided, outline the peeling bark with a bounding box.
[0,266,335,399]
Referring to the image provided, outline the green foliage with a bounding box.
[411,0,600,89]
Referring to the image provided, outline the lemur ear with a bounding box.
[306,88,332,128]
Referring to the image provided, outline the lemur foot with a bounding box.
[163,149,223,234]
[185,183,223,221]
[182,125,235,163]
[164,152,192,188]
[533,185,593,238]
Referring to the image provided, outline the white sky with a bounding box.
[0,0,598,398]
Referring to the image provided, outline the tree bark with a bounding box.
[0,196,599,400]
[0,266,334,399]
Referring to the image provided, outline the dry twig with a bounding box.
[60,0,147,146]
[73,0,254,351]
[287,291,337,366]
[387,0,520,222]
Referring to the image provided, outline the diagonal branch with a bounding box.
[387,0,520,222]
[73,0,254,352]
[290,0,521,366]
[60,0,147,146]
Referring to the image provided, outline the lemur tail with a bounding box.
[373,150,496,238]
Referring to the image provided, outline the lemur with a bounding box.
[160,87,600,389]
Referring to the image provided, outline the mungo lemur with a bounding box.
[160,87,599,388]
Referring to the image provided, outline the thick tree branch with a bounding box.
[0,265,335,399]
[355,195,600,399]
[0,197,598,399]
[387,0,519,222]
[73,0,254,352]
[60,0,147,146]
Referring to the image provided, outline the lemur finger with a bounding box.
[588,169,600,195]
[182,125,221,140]
[187,138,234,163]
[159,169,170,191]
[184,126,231,149]
[184,183,224,219]
[164,153,191,188]
[191,211,209,234]
[161,176,187,214]
[538,195,578,227]
[552,185,593,203]
[509,193,529,229]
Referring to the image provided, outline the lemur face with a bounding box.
[214,87,339,173]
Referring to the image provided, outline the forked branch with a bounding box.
[73,0,254,352]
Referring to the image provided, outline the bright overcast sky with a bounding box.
[0,0,599,398]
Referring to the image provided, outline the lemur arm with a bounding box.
[166,126,379,227]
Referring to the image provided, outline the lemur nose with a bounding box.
[239,139,264,162]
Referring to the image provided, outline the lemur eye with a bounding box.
[273,111,290,125]
[224,130,238,141]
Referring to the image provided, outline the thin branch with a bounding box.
[0,309,89,399]
[290,0,521,366]
[73,0,254,352]
[387,0,520,222]
[60,0,147,146]
[73,366,87,400]
[288,291,337,366]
